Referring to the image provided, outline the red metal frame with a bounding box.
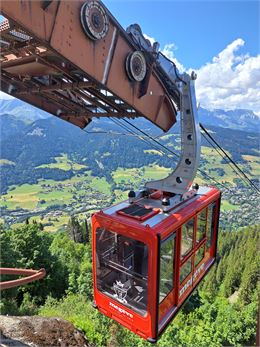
[0,268,46,290]
[92,187,221,341]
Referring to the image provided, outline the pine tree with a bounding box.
[81,220,90,243]
[67,216,84,243]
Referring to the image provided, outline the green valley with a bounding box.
[1,139,259,232]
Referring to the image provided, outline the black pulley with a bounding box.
[125,51,147,82]
[80,1,109,41]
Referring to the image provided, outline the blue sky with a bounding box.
[103,0,260,113]
[103,0,259,69]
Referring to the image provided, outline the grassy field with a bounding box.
[242,154,260,177]
[159,134,174,140]
[0,181,74,210]
[144,149,163,156]
[143,165,171,180]
[1,153,256,213]
[32,214,69,232]
[0,171,95,211]
[1,183,44,210]
[200,147,237,184]
[1,146,259,231]
[36,154,86,171]
[0,159,15,166]
[114,189,128,202]
[112,167,140,185]
[112,165,171,189]
[1,168,113,231]
[10,214,70,232]
[91,177,111,195]
[221,200,239,211]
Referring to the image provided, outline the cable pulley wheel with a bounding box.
[80,1,109,41]
[125,51,147,82]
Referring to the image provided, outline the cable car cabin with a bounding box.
[92,186,221,342]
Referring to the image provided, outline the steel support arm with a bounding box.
[146,72,201,195]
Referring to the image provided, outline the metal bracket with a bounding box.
[126,24,160,54]
[145,72,201,195]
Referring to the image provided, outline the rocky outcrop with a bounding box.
[0,316,91,347]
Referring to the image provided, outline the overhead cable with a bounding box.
[121,119,232,192]
[200,123,260,194]
[200,131,251,190]
[81,117,232,192]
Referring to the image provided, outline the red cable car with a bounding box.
[92,186,221,342]
[90,41,222,340]
[0,0,222,340]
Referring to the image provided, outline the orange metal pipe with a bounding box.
[0,267,46,290]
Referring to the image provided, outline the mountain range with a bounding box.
[0,98,50,124]
[0,98,259,133]
[198,107,260,133]
[0,101,259,194]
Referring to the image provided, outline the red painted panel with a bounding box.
[91,188,221,340]
[91,215,158,340]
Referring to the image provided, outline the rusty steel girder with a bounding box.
[0,0,178,131]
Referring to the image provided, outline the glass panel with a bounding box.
[181,219,194,258]
[196,209,207,244]
[96,228,148,316]
[180,258,192,283]
[207,203,216,248]
[195,246,205,267]
[159,234,175,303]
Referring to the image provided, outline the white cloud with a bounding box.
[194,38,260,113]
[143,33,156,46]
[144,34,260,114]
[144,33,185,72]
[161,43,185,73]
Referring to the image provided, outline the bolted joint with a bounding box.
[192,183,199,191]
[162,197,170,213]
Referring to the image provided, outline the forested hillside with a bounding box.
[1,222,259,346]
[1,113,259,233]
[1,116,259,194]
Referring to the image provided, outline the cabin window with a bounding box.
[180,257,192,283]
[181,219,194,258]
[96,228,148,316]
[196,209,207,244]
[159,234,175,303]
[195,245,205,267]
[207,202,216,248]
